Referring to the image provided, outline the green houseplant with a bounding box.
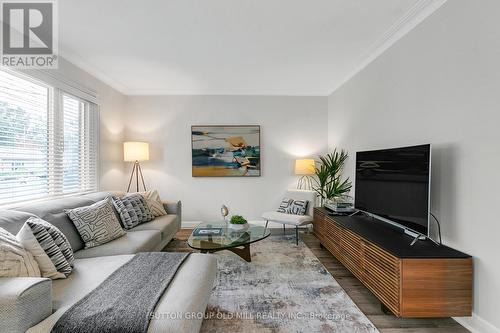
[313,149,352,205]
[228,215,249,230]
[229,215,247,225]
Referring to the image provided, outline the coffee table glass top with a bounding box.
[187,221,271,251]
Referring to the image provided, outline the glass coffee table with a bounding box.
[187,222,271,262]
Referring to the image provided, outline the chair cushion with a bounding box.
[262,211,313,226]
[131,214,178,241]
[73,230,161,259]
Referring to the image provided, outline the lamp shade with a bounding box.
[295,159,315,175]
[123,142,149,162]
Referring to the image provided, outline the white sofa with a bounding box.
[0,192,217,333]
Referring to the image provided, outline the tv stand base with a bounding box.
[408,233,426,246]
[313,207,472,317]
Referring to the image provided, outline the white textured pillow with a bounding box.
[0,227,40,278]
[139,190,167,217]
[17,223,66,279]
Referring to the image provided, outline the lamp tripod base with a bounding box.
[297,175,313,190]
[127,161,147,192]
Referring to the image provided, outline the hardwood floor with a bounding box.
[164,229,469,333]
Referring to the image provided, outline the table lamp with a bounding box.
[124,141,149,192]
[295,158,315,190]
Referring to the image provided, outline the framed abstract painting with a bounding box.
[191,125,261,177]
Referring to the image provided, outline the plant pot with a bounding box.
[228,223,249,230]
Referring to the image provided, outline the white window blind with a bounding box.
[0,70,99,205]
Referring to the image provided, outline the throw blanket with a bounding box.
[52,252,190,333]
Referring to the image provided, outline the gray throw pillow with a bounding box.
[124,193,154,223]
[112,196,140,229]
[113,194,153,229]
[65,198,126,249]
[25,217,73,277]
[277,198,309,215]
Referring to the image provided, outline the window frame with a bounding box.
[0,69,100,207]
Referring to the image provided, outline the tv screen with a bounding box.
[354,144,431,235]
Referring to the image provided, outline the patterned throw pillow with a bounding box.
[26,217,75,267]
[17,223,66,279]
[0,226,41,277]
[139,190,167,217]
[124,193,154,222]
[277,198,309,215]
[277,198,294,213]
[23,218,73,277]
[112,196,140,229]
[65,198,126,249]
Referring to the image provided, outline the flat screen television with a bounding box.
[354,144,431,236]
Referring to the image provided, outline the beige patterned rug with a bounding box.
[200,235,379,333]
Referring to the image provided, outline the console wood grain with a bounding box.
[313,208,472,318]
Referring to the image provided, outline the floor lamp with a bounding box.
[124,141,149,192]
[295,159,315,190]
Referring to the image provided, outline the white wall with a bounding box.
[24,58,127,190]
[124,95,327,222]
[327,1,500,332]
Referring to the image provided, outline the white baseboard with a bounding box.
[454,314,500,333]
[181,220,307,229]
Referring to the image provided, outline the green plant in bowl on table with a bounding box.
[229,215,247,225]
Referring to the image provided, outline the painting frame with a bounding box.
[191,125,261,177]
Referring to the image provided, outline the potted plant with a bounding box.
[228,215,249,230]
[313,149,352,206]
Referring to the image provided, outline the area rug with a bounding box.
[200,235,379,333]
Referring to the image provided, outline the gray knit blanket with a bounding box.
[52,252,190,333]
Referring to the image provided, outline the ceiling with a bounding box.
[58,0,445,95]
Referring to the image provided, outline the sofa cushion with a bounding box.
[0,277,52,333]
[27,253,216,333]
[0,210,37,235]
[12,192,123,252]
[140,190,167,217]
[149,253,217,332]
[0,227,40,277]
[15,198,96,252]
[132,214,179,241]
[111,196,140,229]
[124,193,154,222]
[26,217,75,267]
[17,223,67,279]
[65,198,126,249]
[73,230,161,259]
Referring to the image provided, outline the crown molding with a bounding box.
[328,0,448,95]
[123,88,330,96]
[58,49,129,94]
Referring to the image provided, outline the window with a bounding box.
[0,70,99,205]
